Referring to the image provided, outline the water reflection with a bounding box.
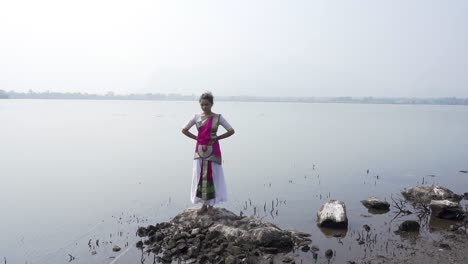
[318,227,348,238]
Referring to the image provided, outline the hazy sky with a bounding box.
[1,0,467,97]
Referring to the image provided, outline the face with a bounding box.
[199,99,213,113]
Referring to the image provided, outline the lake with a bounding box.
[1,99,467,263]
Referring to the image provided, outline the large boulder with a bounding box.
[317,200,348,228]
[401,185,462,203]
[430,200,466,220]
[361,197,390,211]
[137,207,312,263]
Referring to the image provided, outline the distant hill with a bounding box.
[0,90,9,99]
[3,90,468,106]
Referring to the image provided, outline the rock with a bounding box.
[325,249,334,258]
[301,245,310,252]
[112,245,121,252]
[177,243,188,253]
[174,231,189,240]
[206,230,222,241]
[225,255,236,264]
[224,256,237,264]
[312,252,318,259]
[398,220,420,232]
[166,239,177,250]
[430,200,465,220]
[226,245,243,255]
[463,192,468,200]
[260,255,274,264]
[361,197,390,211]
[191,228,200,236]
[282,255,295,263]
[317,200,348,228]
[137,227,148,237]
[401,185,462,203]
[91,250,97,255]
[155,232,164,242]
[262,247,279,254]
[136,207,312,261]
[135,240,144,249]
[187,245,199,258]
[439,243,451,250]
[150,244,161,254]
[363,224,371,232]
[162,251,172,262]
[251,226,294,250]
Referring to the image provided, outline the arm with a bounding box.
[211,114,235,143]
[181,128,197,140]
[216,129,235,141]
[181,115,197,140]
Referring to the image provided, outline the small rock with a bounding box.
[177,243,188,252]
[262,247,279,254]
[363,224,371,232]
[187,246,199,258]
[325,249,334,258]
[166,239,177,249]
[401,185,462,203]
[312,252,318,259]
[358,240,365,245]
[112,245,121,252]
[226,245,243,255]
[137,227,148,237]
[206,230,222,241]
[191,228,200,236]
[398,220,420,232]
[439,243,451,250]
[463,192,468,200]
[225,256,236,264]
[317,200,348,228]
[150,245,161,254]
[310,245,320,252]
[430,200,465,220]
[282,255,295,263]
[301,245,310,252]
[361,197,390,211]
[91,250,97,255]
[213,246,224,254]
[135,241,144,249]
[260,255,274,264]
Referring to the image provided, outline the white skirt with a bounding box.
[191,159,227,206]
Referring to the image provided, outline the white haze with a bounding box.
[0,0,467,97]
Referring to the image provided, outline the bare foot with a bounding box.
[198,204,208,214]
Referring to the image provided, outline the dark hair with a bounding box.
[199,92,214,104]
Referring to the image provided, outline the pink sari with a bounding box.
[194,114,221,200]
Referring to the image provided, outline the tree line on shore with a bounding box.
[1,89,468,106]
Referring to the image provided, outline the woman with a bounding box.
[181,92,235,212]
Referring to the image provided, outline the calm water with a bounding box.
[1,99,467,263]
